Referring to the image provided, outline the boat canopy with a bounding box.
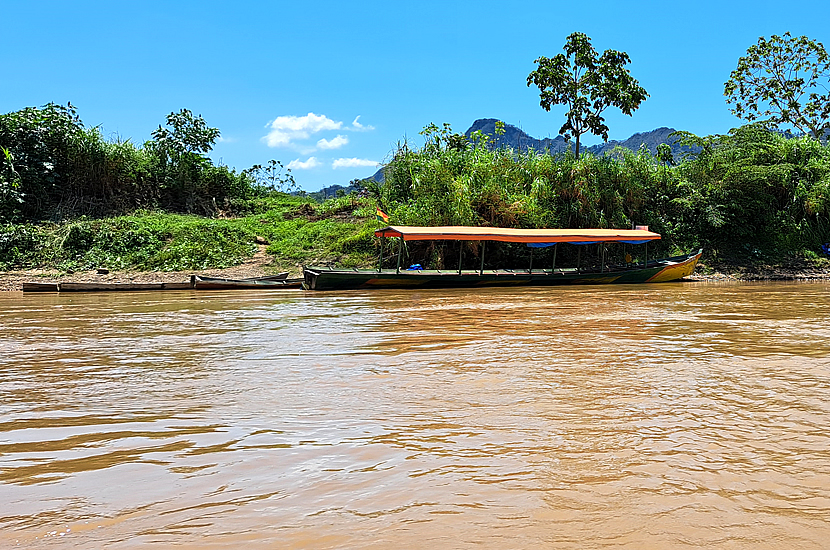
[374,226,660,245]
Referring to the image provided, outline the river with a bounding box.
[1,282,829,548]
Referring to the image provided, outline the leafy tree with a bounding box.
[527,32,648,159]
[245,159,298,193]
[420,122,470,152]
[0,103,86,215]
[724,32,830,141]
[0,147,24,221]
[151,108,220,157]
[656,143,674,166]
[149,109,221,211]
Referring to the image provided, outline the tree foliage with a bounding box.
[724,32,830,141]
[527,32,648,158]
[244,159,298,193]
[150,108,220,157]
[0,103,85,219]
[0,104,293,221]
[0,147,24,221]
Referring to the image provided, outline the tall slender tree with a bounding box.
[527,32,648,159]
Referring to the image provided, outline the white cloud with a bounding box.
[332,158,379,169]
[316,134,349,150]
[216,136,237,143]
[287,157,321,170]
[349,116,375,131]
[263,113,342,148]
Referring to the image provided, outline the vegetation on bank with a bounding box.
[2,109,830,274]
[0,194,379,273]
[0,103,297,223]
[367,123,830,268]
[0,103,382,274]
[2,28,829,275]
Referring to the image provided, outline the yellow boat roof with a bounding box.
[374,226,660,244]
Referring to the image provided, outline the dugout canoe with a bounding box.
[192,274,302,289]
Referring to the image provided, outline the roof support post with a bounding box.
[458,242,463,275]
[396,237,403,274]
[378,235,383,272]
[552,244,557,273]
[479,241,486,276]
[644,242,648,268]
[577,247,581,272]
[601,244,605,273]
[529,248,533,274]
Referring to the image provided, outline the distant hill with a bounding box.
[306,183,361,201]
[464,118,697,158]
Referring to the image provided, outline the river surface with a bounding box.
[1,282,829,549]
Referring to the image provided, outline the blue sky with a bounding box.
[3,1,829,191]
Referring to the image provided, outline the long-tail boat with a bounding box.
[303,225,702,290]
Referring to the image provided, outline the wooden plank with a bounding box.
[22,282,60,292]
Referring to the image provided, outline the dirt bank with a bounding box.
[0,245,297,292]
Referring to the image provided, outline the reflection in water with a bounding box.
[1,283,829,548]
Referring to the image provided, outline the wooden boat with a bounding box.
[22,281,194,292]
[21,272,301,292]
[303,225,702,290]
[192,274,302,289]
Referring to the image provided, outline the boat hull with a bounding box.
[304,250,702,291]
[192,274,301,290]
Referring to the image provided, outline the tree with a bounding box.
[724,33,830,141]
[0,103,92,217]
[527,32,648,159]
[149,109,221,211]
[151,108,220,157]
[656,143,674,166]
[244,159,298,193]
[0,147,24,221]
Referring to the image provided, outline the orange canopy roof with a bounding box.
[374,226,660,244]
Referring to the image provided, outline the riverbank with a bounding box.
[691,257,830,282]
[0,244,282,292]
[4,257,830,292]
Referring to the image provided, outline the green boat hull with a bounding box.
[304,250,702,291]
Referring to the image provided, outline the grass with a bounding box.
[0,194,380,273]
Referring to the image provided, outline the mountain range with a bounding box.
[326,119,698,193]
[464,118,694,158]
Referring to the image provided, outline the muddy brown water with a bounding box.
[1,282,829,549]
